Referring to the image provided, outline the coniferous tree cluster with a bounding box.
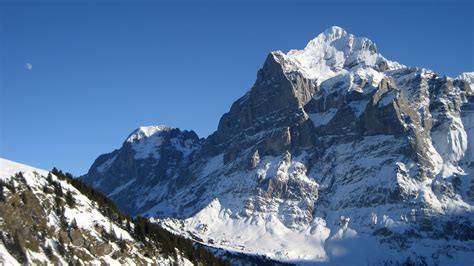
[50,168,230,265]
[0,232,27,264]
[0,182,6,202]
[14,172,27,184]
[133,216,230,266]
[0,177,16,195]
[42,245,54,260]
[52,180,63,197]
[52,168,127,223]
[65,190,75,208]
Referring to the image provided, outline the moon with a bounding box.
[26,63,33,70]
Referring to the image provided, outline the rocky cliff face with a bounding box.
[82,27,474,264]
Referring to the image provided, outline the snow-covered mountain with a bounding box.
[0,158,227,265]
[83,26,474,265]
[83,126,202,216]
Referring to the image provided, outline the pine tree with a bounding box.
[14,172,26,183]
[134,219,145,241]
[53,182,63,197]
[65,190,75,208]
[43,245,54,259]
[57,238,66,256]
[109,223,117,242]
[54,191,63,209]
[126,220,132,232]
[59,210,68,230]
[20,192,28,205]
[9,180,16,193]
[12,232,27,263]
[118,236,127,253]
[46,172,53,184]
[70,218,78,230]
[0,184,5,202]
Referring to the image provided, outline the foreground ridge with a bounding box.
[0,158,229,265]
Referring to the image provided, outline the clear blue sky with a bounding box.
[1,0,473,175]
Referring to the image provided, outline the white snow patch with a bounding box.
[431,112,468,178]
[130,133,164,160]
[126,125,172,143]
[160,198,331,262]
[108,178,136,197]
[309,108,338,127]
[0,242,18,265]
[171,138,198,157]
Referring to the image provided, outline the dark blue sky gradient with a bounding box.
[1,0,473,175]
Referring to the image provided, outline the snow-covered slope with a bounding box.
[83,27,474,265]
[0,158,227,265]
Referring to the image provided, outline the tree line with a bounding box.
[51,168,230,266]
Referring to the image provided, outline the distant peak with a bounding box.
[304,26,376,54]
[457,71,474,88]
[303,26,348,45]
[458,72,474,80]
[323,26,348,39]
[126,125,174,143]
[303,26,349,49]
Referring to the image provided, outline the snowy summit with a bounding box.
[125,125,174,143]
[272,26,403,84]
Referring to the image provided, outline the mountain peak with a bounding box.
[304,26,375,53]
[325,25,347,35]
[270,27,404,84]
[318,25,348,42]
[125,125,173,143]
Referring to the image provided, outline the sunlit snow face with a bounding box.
[274,26,402,86]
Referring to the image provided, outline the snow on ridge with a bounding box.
[457,71,474,87]
[108,178,136,197]
[0,158,49,181]
[126,125,174,143]
[125,125,174,160]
